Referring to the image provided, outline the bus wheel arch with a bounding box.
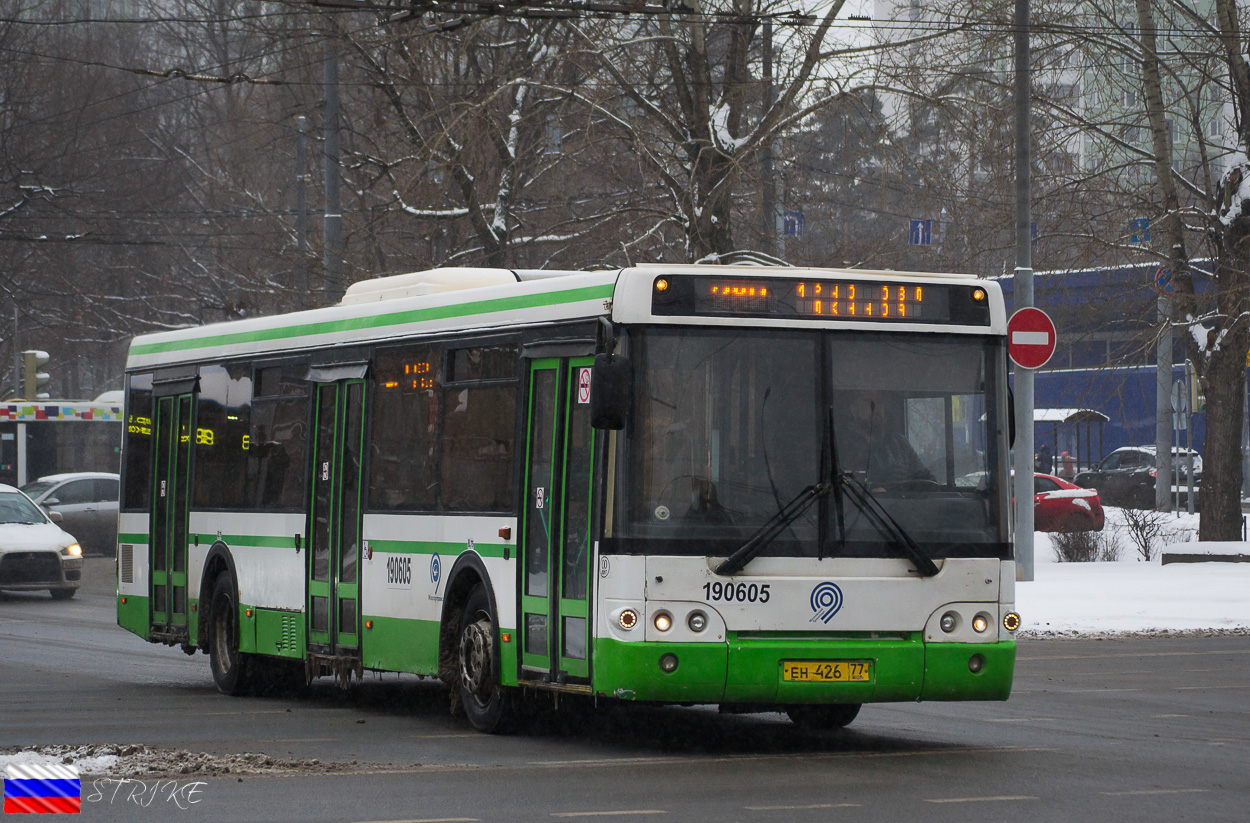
[437,555,513,732]
[207,568,256,695]
[197,542,238,651]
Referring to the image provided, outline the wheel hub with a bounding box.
[459,618,493,704]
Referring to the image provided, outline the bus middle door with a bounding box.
[150,388,194,640]
[306,380,366,663]
[519,357,596,686]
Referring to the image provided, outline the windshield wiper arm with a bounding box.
[715,482,829,576]
[837,473,940,578]
[824,407,846,560]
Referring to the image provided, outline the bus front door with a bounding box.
[306,380,366,660]
[519,358,596,685]
[150,392,193,638]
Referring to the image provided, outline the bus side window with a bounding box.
[441,344,518,512]
[247,362,308,511]
[370,344,442,511]
[122,373,154,512]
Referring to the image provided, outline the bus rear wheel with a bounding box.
[786,703,861,730]
[457,584,516,734]
[208,572,255,696]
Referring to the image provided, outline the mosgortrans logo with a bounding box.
[808,582,844,624]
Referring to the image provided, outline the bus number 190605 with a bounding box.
[703,582,770,603]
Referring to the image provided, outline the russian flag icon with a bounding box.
[3,763,81,814]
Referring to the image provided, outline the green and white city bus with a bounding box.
[116,265,1018,732]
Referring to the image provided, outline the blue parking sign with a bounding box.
[783,210,803,238]
[909,219,932,246]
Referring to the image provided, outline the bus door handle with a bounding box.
[295,534,302,554]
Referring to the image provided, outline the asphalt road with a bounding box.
[1,558,1247,822]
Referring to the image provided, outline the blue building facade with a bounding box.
[995,263,1215,466]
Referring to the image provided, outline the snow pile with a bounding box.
[0,745,398,777]
[1217,147,1250,226]
[1019,507,1250,636]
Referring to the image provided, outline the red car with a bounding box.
[1033,472,1105,532]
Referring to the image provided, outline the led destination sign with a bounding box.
[651,275,990,326]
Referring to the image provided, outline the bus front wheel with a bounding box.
[457,584,516,734]
[208,572,254,696]
[786,704,861,730]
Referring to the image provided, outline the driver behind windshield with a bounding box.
[838,390,934,491]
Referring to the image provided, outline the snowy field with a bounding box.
[1018,507,1250,635]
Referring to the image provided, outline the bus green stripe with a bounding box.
[129,284,615,357]
[368,539,510,559]
[119,533,510,556]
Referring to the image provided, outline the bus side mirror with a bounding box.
[591,353,631,430]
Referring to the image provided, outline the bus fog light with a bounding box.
[687,611,707,632]
[653,611,673,632]
[968,654,985,673]
[1003,612,1021,632]
[659,653,679,673]
[618,609,639,630]
[940,612,957,633]
[972,614,989,633]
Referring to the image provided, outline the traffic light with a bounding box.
[22,350,50,400]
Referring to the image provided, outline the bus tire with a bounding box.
[208,572,254,696]
[786,703,861,730]
[457,584,516,734]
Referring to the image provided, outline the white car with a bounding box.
[0,484,83,600]
[21,472,120,557]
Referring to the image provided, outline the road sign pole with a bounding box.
[1156,295,1173,510]
[1013,0,1033,582]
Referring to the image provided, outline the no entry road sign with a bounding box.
[1008,307,1057,369]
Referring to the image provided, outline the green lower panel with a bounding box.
[592,638,728,702]
[921,641,1016,701]
[187,599,199,646]
[592,635,1017,706]
[237,603,258,654]
[360,615,440,676]
[117,594,149,638]
[499,629,519,687]
[726,634,926,704]
[255,608,306,660]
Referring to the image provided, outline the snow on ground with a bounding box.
[1018,507,1250,636]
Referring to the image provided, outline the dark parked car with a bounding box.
[1073,446,1201,509]
[20,472,119,557]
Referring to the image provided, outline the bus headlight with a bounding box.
[687,611,707,632]
[940,611,958,633]
[653,611,673,632]
[972,614,989,633]
[618,609,639,630]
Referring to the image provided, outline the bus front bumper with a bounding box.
[592,634,1015,705]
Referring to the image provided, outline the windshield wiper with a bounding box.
[835,473,940,577]
[715,482,829,576]
[715,409,940,579]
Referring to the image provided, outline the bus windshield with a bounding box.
[612,328,1010,560]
